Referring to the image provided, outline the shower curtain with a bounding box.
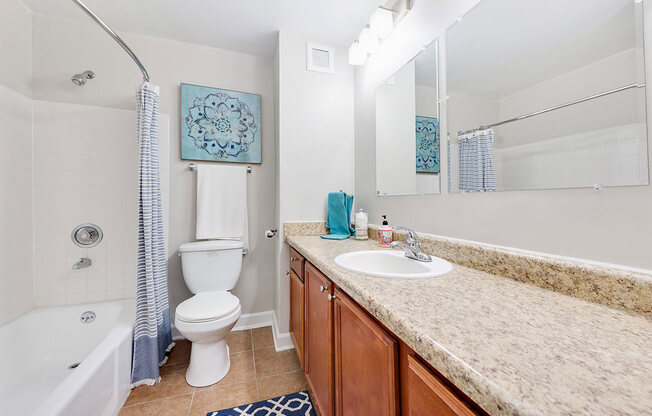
[132,82,173,387]
[458,129,496,192]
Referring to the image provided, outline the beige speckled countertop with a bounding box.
[287,235,652,416]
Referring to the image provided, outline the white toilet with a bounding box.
[175,240,244,387]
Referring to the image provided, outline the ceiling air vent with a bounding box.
[306,43,334,74]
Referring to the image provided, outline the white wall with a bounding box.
[276,30,355,332]
[354,0,652,270]
[31,14,277,317]
[0,0,33,326]
[32,100,169,307]
[376,61,417,196]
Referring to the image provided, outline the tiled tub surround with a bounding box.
[284,221,652,318]
[286,235,652,416]
[0,85,34,325]
[32,100,169,307]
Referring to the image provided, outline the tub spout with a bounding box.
[72,258,92,270]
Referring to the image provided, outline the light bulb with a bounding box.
[370,7,394,39]
[359,25,379,54]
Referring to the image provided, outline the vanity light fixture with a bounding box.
[370,7,394,39]
[348,2,413,66]
[359,25,379,54]
[348,41,367,66]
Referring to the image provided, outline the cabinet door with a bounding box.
[403,353,478,416]
[305,262,334,416]
[289,269,305,369]
[333,289,399,416]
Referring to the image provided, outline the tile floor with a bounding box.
[120,326,307,416]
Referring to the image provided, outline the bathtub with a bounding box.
[0,299,135,416]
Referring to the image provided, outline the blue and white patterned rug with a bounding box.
[206,390,315,416]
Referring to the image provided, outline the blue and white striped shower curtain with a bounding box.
[131,82,173,387]
[458,129,496,192]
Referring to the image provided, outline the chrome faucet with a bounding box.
[389,227,432,262]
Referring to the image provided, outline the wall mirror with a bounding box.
[447,0,648,193]
[376,39,441,196]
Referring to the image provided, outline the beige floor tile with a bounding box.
[226,329,253,353]
[120,394,192,416]
[166,339,191,366]
[195,350,255,390]
[190,381,258,416]
[252,327,274,350]
[256,371,308,401]
[254,347,301,378]
[124,371,194,406]
[160,363,187,377]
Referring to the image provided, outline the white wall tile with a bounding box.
[32,100,169,307]
[0,85,34,326]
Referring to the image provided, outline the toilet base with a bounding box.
[185,340,230,387]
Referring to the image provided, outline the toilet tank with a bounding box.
[178,240,244,294]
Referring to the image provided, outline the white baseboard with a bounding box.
[172,310,294,353]
[272,312,294,351]
[233,311,274,330]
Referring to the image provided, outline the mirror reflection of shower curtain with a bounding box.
[458,129,496,192]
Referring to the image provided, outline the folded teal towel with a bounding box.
[321,192,355,240]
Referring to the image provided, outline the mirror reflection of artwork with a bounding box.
[415,116,439,173]
[375,39,441,196]
[181,83,262,163]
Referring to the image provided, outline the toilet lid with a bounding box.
[176,291,240,323]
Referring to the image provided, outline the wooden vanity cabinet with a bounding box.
[289,270,304,369]
[333,288,399,416]
[305,262,334,416]
[294,246,484,416]
[400,344,482,416]
[289,247,305,368]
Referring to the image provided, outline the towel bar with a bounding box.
[188,163,252,173]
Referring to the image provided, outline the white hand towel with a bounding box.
[196,164,248,249]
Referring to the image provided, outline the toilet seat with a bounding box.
[176,291,240,323]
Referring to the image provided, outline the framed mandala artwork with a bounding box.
[181,83,262,163]
[415,115,439,173]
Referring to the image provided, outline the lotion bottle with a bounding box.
[354,209,369,240]
[377,215,393,247]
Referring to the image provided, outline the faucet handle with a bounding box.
[393,226,418,245]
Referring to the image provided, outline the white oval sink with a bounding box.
[334,250,453,279]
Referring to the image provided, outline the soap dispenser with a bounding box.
[378,215,393,247]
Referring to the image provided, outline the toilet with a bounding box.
[175,240,244,387]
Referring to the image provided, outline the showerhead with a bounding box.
[71,70,95,86]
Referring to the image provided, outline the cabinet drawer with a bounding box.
[289,246,305,280]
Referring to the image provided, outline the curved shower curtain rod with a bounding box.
[71,0,151,82]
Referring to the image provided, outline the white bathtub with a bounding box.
[0,299,135,416]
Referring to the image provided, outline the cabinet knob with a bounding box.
[328,294,337,302]
[290,256,296,261]
[320,285,326,292]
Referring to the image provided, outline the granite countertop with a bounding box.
[286,235,652,416]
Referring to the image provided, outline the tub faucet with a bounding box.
[72,258,92,270]
[390,227,432,262]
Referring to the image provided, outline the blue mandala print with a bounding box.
[416,116,440,173]
[181,84,262,163]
